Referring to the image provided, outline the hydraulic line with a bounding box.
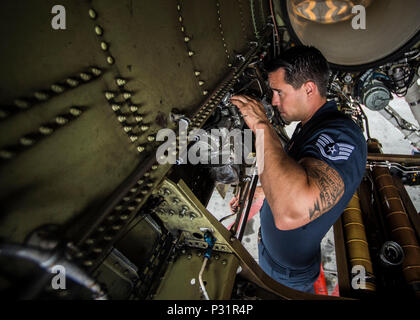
[0,242,107,299]
[342,192,376,291]
[198,231,216,300]
[368,139,420,298]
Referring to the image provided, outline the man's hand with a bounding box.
[230,95,270,133]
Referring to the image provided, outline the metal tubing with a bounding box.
[342,192,376,291]
[368,139,420,297]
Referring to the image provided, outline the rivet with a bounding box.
[93,247,102,253]
[66,78,79,87]
[115,205,123,211]
[111,104,121,111]
[105,91,115,100]
[20,137,35,146]
[129,135,139,142]
[117,115,126,122]
[116,78,126,86]
[0,150,14,159]
[100,41,108,51]
[91,67,102,76]
[144,172,150,177]
[104,235,113,241]
[188,51,194,57]
[39,126,53,135]
[88,9,97,19]
[140,125,149,131]
[146,182,153,188]
[222,259,227,265]
[94,25,103,36]
[181,26,185,32]
[34,92,49,101]
[120,214,129,220]
[137,146,145,153]
[51,84,65,93]
[123,126,132,133]
[86,238,95,245]
[177,4,181,11]
[70,107,82,116]
[107,56,115,65]
[112,224,122,231]
[178,16,183,23]
[122,196,131,202]
[169,209,175,216]
[55,116,69,125]
[194,71,200,76]
[141,189,148,195]
[80,73,92,81]
[202,90,208,95]
[198,80,204,86]
[122,92,132,100]
[83,260,93,266]
[135,197,143,203]
[130,106,138,112]
[151,164,158,170]
[184,36,190,42]
[147,135,155,142]
[14,99,30,109]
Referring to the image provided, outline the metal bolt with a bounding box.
[39,126,53,135]
[105,91,115,100]
[107,56,115,65]
[117,115,126,122]
[188,51,194,57]
[88,9,97,19]
[94,25,103,36]
[222,259,227,265]
[137,146,145,153]
[129,135,139,142]
[202,90,208,95]
[194,71,201,76]
[80,73,92,81]
[14,99,30,109]
[123,126,132,133]
[34,92,49,101]
[20,137,35,146]
[66,78,79,87]
[134,116,143,122]
[184,36,190,42]
[111,104,121,111]
[51,84,65,93]
[56,116,69,125]
[116,78,126,86]
[70,107,82,116]
[130,105,138,112]
[91,67,102,76]
[100,41,108,51]
[122,92,132,100]
[140,125,149,131]
[147,135,155,142]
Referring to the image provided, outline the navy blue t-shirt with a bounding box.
[260,100,367,271]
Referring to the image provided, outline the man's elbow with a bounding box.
[272,205,302,231]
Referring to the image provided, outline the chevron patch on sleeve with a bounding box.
[315,133,354,161]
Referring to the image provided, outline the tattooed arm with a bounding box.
[254,121,344,230]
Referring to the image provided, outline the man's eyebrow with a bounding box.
[271,87,282,93]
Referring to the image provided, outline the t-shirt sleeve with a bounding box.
[297,123,367,191]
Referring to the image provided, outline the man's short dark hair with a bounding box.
[265,46,330,97]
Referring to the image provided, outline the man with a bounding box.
[230,46,367,293]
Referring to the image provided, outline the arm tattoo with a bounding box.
[303,159,344,221]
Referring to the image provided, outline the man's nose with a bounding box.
[271,93,280,106]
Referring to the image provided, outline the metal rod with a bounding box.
[237,173,259,242]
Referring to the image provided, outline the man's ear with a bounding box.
[304,81,317,96]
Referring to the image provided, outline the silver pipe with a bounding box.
[0,243,107,300]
